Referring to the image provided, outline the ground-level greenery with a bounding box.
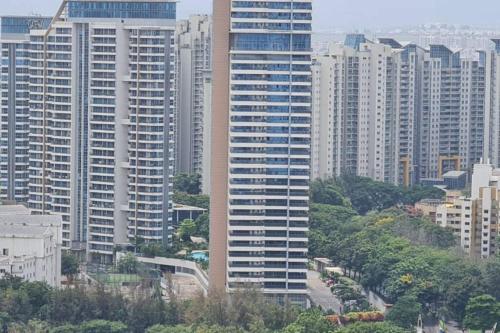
[309,177,500,329]
[0,276,409,333]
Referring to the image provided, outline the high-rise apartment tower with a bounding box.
[27,0,177,262]
[312,36,487,186]
[210,0,312,306]
[175,15,212,177]
[0,16,51,202]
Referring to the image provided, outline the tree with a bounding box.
[79,320,129,333]
[0,275,23,291]
[179,219,197,242]
[45,288,96,324]
[309,175,445,215]
[192,325,246,333]
[20,281,51,317]
[50,324,79,333]
[61,252,80,281]
[91,287,129,323]
[7,320,50,333]
[282,308,335,333]
[310,179,349,206]
[385,294,422,329]
[147,325,192,333]
[402,185,445,205]
[463,295,500,332]
[174,174,202,195]
[334,322,406,333]
[0,288,32,322]
[127,295,167,333]
[140,243,167,258]
[117,253,139,274]
[194,213,210,240]
[173,192,210,210]
[484,259,500,300]
[0,312,11,332]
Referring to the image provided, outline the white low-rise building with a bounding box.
[0,205,62,286]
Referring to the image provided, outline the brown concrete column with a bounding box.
[209,0,231,292]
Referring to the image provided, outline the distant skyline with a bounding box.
[3,0,500,31]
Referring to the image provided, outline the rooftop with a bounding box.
[443,170,467,178]
[0,205,62,239]
[173,203,207,212]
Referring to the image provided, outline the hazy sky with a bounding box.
[3,0,500,31]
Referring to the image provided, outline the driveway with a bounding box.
[308,270,342,313]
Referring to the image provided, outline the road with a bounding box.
[308,270,342,312]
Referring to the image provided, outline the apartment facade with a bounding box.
[201,71,212,195]
[210,0,312,306]
[175,15,212,177]
[435,161,500,258]
[0,17,51,203]
[418,46,486,181]
[27,0,177,263]
[311,36,487,186]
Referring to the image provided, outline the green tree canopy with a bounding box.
[282,308,335,333]
[463,295,500,332]
[334,322,407,333]
[173,192,210,210]
[385,294,422,328]
[79,320,129,333]
[310,176,445,215]
[174,173,202,195]
[117,253,139,274]
[179,219,197,242]
[147,325,193,333]
[140,243,167,258]
[61,252,79,280]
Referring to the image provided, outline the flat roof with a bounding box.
[0,205,62,238]
[0,224,53,238]
[443,170,467,178]
[314,257,332,264]
[0,205,31,215]
[173,203,207,212]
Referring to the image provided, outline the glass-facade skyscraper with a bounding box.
[210,0,312,306]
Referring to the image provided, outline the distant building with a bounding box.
[0,16,51,203]
[311,39,401,183]
[435,160,500,258]
[175,15,212,176]
[201,71,212,195]
[0,204,62,286]
[415,199,443,223]
[442,171,467,190]
[419,171,467,190]
[311,35,488,186]
[172,203,207,228]
[313,258,333,274]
